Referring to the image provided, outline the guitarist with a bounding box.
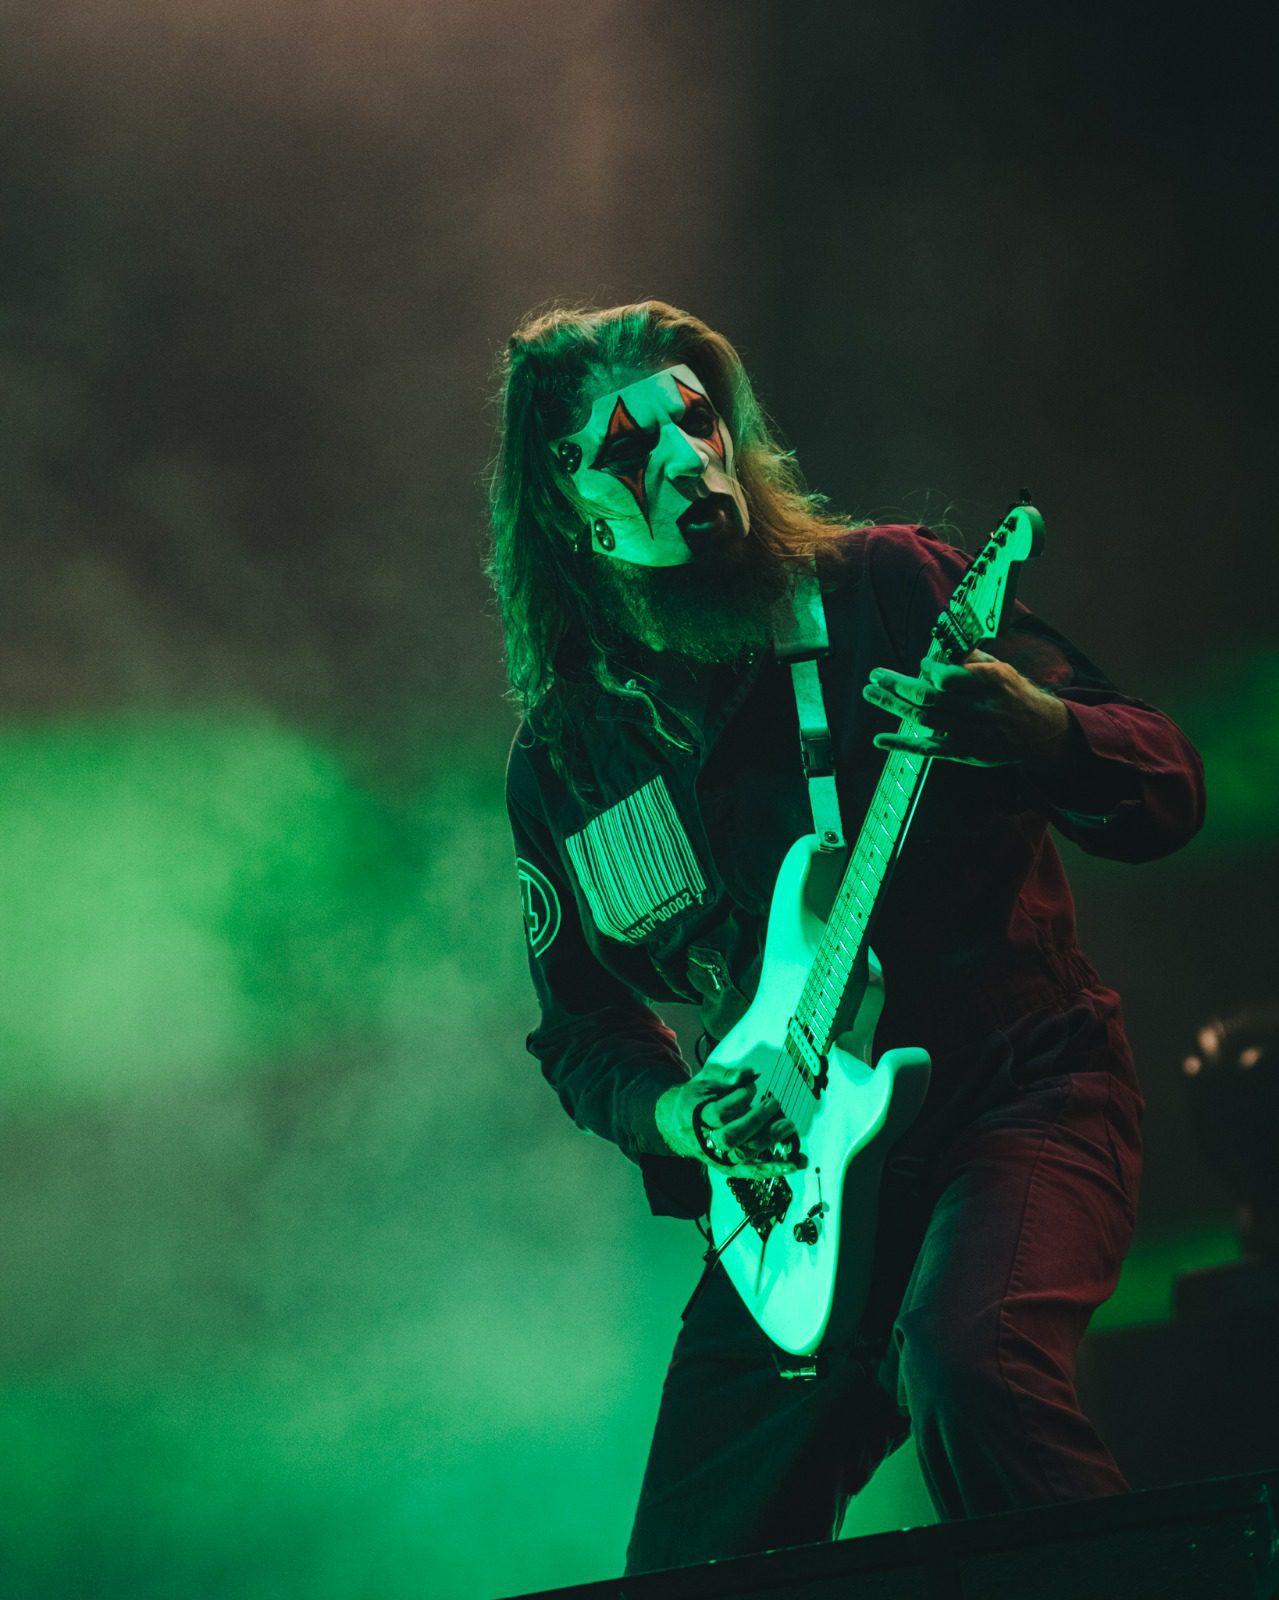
[488,299,1205,1574]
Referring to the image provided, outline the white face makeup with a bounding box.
[549,362,751,567]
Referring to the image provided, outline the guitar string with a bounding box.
[767,728,930,1133]
[754,599,977,1138]
[795,762,919,1049]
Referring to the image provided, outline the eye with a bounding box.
[601,428,656,468]
[682,402,717,436]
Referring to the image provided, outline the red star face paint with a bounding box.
[549,363,750,566]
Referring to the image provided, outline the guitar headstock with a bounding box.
[929,501,1046,662]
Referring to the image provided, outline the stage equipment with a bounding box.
[1182,1003,1279,1261]
[502,1470,1279,1599]
[1076,1002,1279,1489]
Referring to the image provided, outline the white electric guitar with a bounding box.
[703,502,1046,1356]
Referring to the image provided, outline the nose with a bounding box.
[656,421,712,489]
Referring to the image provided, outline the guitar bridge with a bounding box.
[726,1175,793,1241]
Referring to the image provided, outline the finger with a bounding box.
[735,1135,807,1175]
[694,1078,755,1114]
[724,1134,805,1174]
[703,1086,758,1124]
[872,661,993,701]
[863,685,944,726]
[879,699,998,730]
[873,710,1013,748]
[873,732,1012,765]
[718,1100,793,1148]
[699,1066,758,1094]
[919,658,992,694]
[707,1107,771,1146]
[730,1119,798,1160]
[874,731,954,758]
[752,1120,801,1162]
[864,680,992,724]
[865,668,935,709]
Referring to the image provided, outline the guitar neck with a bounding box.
[794,731,933,1056]
[786,502,1045,1065]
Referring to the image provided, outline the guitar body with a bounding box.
[705,832,931,1356]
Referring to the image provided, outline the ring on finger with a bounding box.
[692,1100,738,1167]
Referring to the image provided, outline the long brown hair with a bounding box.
[483,298,865,779]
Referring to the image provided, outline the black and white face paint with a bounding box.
[549,363,751,567]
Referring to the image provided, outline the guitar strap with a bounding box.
[771,560,846,852]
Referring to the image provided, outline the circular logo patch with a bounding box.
[517,858,562,959]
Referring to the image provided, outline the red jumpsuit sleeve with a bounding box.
[873,525,1206,863]
[506,748,690,1162]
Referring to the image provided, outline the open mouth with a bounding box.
[677,492,738,538]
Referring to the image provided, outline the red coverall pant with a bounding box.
[624,1001,1144,1575]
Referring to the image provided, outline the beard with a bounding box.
[587,524,789,665]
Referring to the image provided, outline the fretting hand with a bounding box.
[862,648,1072,768]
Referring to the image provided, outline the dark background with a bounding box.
[0,3,1275,1595]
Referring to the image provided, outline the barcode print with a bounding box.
[565,777,708,942]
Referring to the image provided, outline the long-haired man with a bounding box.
[486,299,1204,1574]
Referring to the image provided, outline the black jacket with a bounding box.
[506,525,1206,1219]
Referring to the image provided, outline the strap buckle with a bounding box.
[800,730,834,777]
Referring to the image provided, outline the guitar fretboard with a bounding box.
[778,506,1039,1092]
[792,723,934,1058]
